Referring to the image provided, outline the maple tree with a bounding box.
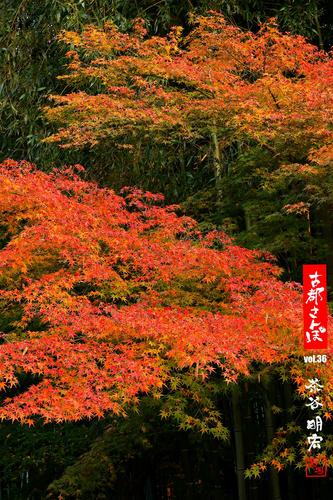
[43,13,333,188]
[0,158,327,428]
[41,13,333,286]
[2,7,333,499]
[2,1,331,175]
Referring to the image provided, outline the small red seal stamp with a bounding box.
[305,455,327,478]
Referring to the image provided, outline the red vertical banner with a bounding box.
[303,264,328,349]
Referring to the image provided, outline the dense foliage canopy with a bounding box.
[45,14,333,153]
[1,3,333,499]
[41,12,333,285]
[0,159,312,424]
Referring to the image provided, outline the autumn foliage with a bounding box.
[44,12,333,158]
[0,159,331,427]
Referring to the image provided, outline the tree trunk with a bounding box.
[262,375,281,500]
[231,386,247,500]
[211,121,223,201]
[314,5,324,50]
[283,382,297,500]
[322,206,333,293]
[244,205,252,231]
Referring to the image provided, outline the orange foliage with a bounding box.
[44,13,333,158]
[0,160,324,423]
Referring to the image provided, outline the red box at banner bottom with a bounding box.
[303,264,328,349]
